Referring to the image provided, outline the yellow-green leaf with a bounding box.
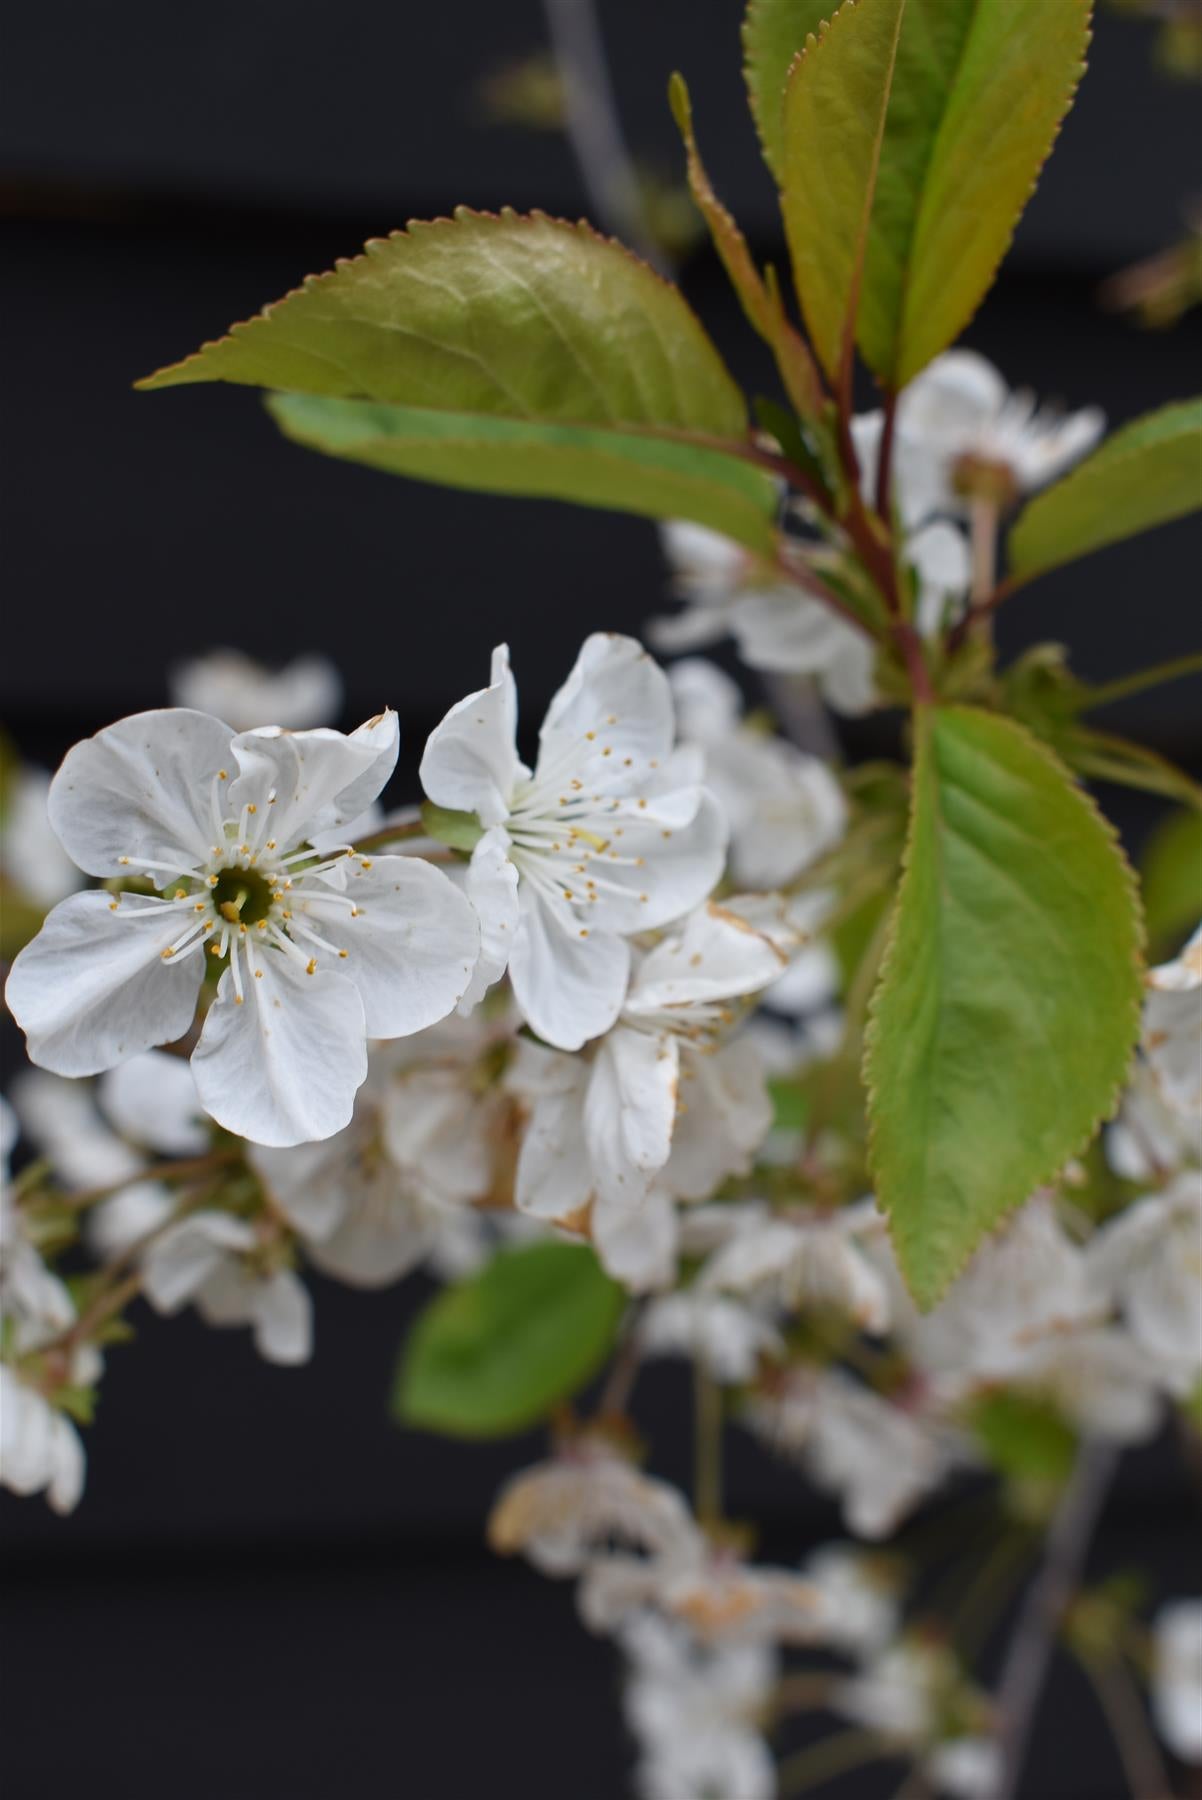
[138,207,747,437]
[1008,399,1202,579]
[865,705,1143,1308]
[266,394,780,555]
[744,0,832,184]
[781,0,907,387]
[394,1241,624,1439]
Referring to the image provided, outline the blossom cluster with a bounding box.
[2,353,1199,1797]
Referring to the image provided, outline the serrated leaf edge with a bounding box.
[862,703,1145,1309]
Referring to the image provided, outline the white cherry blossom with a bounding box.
[619,1612,777,1800]
[420,633,727,1050]
[639,1289,783,1383]
[667,659,847,887]
[487,1440,697,1576]
[1087,1173,1202,1393]
[833,1641,998,1797]
[510,899,789,1283]
[0,1361,89,1515]
[5,708,479,1147]
[581,1536,823,1649]
[169,648,343,730]
[141,1210,313,1365]
[855,350,1104,517]
[0,767,83,908]
[653,522,878,716]
[1143,924,1202,1118]
[1107,1059,1198,1182]
[700,1197,891,1333]
[801,1544,900,1660]
[1152,1600,1202,1763]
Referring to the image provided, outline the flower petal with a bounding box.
[628,899,790,1013]
[459,827,521,1010]
[305,854,479,1038]
[191,953,367,1147]
[228,711,399,848]
[419,644,522,827]
[252,1269,313,1365]
[47,708,233,878]
[535,633,675,802]
[593,1185,679,1292]
[512,1056,594,1220]
[170,650,342,733]
[6,890,204,1077]
[584,1027,679,1212]
[141,1212,257,1313]
[508,893,631,1051]
[98,1049,210,1156]
[587,790,728,935]
[665,1039,771,1201]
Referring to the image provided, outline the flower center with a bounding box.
[211,864,277,926]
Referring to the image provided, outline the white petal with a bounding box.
[584,1028,679,1212]
[459,827,520,1009]
[252,1269,313,1364]
[587,790,728,937]
[909,520,970,639]
[898,350,1008,446]
[142,1212,257,1312]
[227,712,398,849]
[11,1067,144,1189]
[419,643,522,827]
[47,1413,87,1515]
[0,1371,56,1496]
[536,634,674,798]
[191,953,367,1147]
[381,1070,493,1203]
[6,890,203,1077]
[46,708,233,878]
[248,1136,351,1243]
[98,1049,210,1156]
[513,1059,594,1220]
[0,767,83,907]
[170,650,342,732]
[308,854,479,1037]
[732,595,879,716]
[593,1186,679,1292]
[508,894,631,1052]
[663,1040,772,1201]
[628,899,790,1014]
[668,659,744,744]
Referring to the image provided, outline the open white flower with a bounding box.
[833,1641,998,1797]
[1087,1173,1202,1393]
[488,1440,697,1577]
[169,649,343,731]
[640,1289,783,1383]
[1152,1600,1202,1763]
[746,1366,950,1539]
[1143,924,1202,1118]
[142,1211,313,1364]
[0,1360,89,1515]
[801,1544,901,1660]
[619,1612,777,1800]
[700,1197,891,1334]
[582,1537,823,1649]
[653,522,878,717]
[668,659,847,887]
[420,633,727,1050]
[855,350,1104,516]
[6,708,479,1146]
[1107,1059,1198,1183]
[511,900,788,1281]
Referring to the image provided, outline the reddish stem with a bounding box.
[875,390,897,521]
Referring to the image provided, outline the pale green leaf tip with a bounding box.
[667,70,691,133]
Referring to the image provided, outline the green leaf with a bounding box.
[669,71,822,420]
[1008,399,1202,580]
[1140,809,1202,959]
[781,0,907,387]
[768,1078,810,1132]
[744,0,831,184]
[138,209,746,433]
[865,705,1143,1308]
[393,1241,625,1439]
[747,0,1092,387]
[266,393,780,554]
[862,0,1092,386]
[967,1389,1077,1483]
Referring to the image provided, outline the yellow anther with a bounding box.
[247,803,257,814]
[585,731,596,741]
[118,856,131,866]
[109,900,119,911]
[254,969,264,979]
[338,949,348,959]
[161,948,174,960]
[218,770,228,780]
[209,944,222,956]
[206,874,218,887]
[579,928,589,938]
[306,957,317,975]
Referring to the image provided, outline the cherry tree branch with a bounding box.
[989,1441,1119,1800]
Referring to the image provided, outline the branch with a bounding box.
[989,1441,1119,1800]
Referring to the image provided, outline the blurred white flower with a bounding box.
[142,1211,312,1365]
[639,1289,783,1383]
[700,1198,890,1333]
[1152,1600,1202,1763]
[6,707,479,1146]
[620,1612,777,1800]
[488,1441,696,1577]
[421,633,727,1050]
[668,659,847,887]
[801,1543,901,1660]
[169,649,343,731]
[1107,1059,1198,1183]
[0,1360,89,1515]
[1087,1172,1202,1393]
[833,1640,998,1797]
[1143,924,1202,1119]
[0,768,83,907]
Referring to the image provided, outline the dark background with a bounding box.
[2,5,1201,1795]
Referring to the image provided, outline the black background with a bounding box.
[2,5,1201,1796]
